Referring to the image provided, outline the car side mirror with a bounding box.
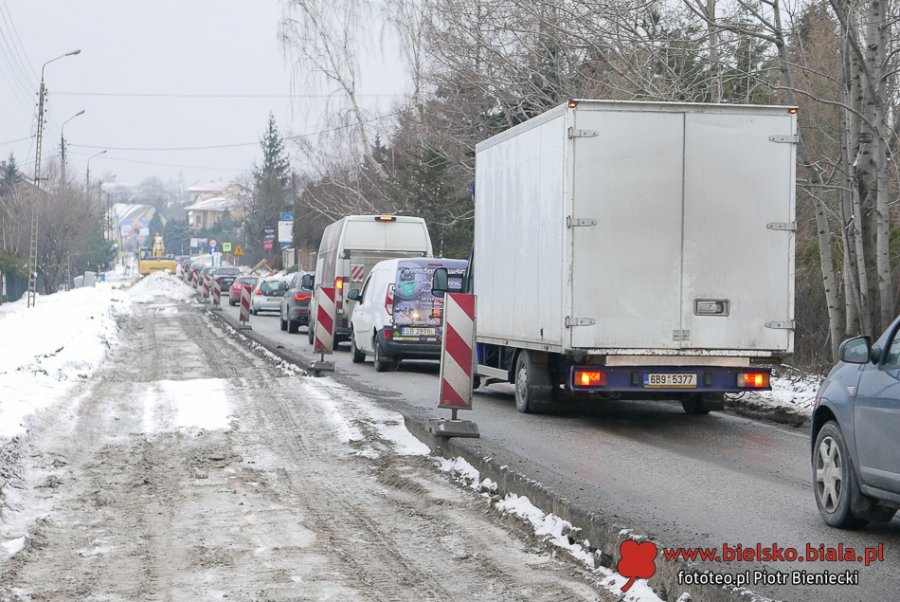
[432,268,449,296]
[301,273,314,289]
[870,343,882,364]
[839,336,872,364]
[347,288,361,302]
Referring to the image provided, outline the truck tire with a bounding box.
[681,393,723,415]
[813,421,868,529]
[350,329,365,363]
[514,351,552,413]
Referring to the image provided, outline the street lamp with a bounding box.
[26,48,81,308]
[60,109,85,190]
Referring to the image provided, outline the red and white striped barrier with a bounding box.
[438,293,476,410]
[202,274,210,299]
[212,277,221,306]
[192,270,199,289]
[314,287,336,354]
[350,263,365,282]
[239,283,252,327]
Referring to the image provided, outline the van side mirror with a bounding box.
[347,288,361,302]
[432,268,449,296]
[301,273,314,289]
[839,336,872,364]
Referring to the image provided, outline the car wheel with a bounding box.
[288,317,299,334]
[813,421,868,529]
[514,351,551,413]
[280,313,287,331]
[373,336,395,372]
[350,329,365,363]
[308,323,315,345]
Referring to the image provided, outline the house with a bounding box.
[185,181,247,231]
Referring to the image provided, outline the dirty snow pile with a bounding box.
[128,271,197,304]
[739,369,821,414]
[0,283,128,441]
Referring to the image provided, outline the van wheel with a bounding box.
[373,337,395,372]
[514,351,552,413]
[351,330,365,363]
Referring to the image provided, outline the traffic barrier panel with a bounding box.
[438,293,476,410]
[212,278,221,307]
[314,287,335,355]
[239,284,252,328]
[202,274,210,299]
[192,270,198,289]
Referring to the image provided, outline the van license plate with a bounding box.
[402,327,436,336]
[643,373,697,388]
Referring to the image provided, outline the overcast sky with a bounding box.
[0,0,407,189]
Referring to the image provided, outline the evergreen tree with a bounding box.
[246,113,291,259]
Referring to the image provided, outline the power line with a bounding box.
[67,149,245,173]
[67,109,407,152]
[0,134,33,145]
[53,90,407,99]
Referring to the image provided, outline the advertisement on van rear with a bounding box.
[392,260,466,335]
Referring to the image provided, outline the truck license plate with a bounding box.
[402,327,436,336]
[643,373,697,388]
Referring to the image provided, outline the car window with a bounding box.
[885,332,900,367]
[261,279,287,294]
[359,273,373,303]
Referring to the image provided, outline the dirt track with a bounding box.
[0,298,609,601]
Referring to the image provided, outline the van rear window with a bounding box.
[343,220,429,252]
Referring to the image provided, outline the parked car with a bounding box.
[280,272,312,333]
[347,258,467,371]
[229,276,258,306]
[212,267,241,297]
[811,321,900,528]
[250,275,289,314]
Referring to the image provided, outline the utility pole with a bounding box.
[27,49,81,307]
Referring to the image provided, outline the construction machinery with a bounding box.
[138,233,178,276]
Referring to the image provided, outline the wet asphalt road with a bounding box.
[218,300,900,602]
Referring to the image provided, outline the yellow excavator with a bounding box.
[138,233,178,276]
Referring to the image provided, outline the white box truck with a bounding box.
[464,99,796,414]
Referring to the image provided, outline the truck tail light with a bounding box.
[334,277,344,309]
[738,372,770,388]
[294,292,311,302]
[574,370,607,387]
[385,283,395,315]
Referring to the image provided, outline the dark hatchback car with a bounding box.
[812,321,900,528]
[280,271,312,334]
[212,267,241,297]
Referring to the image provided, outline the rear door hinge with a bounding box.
[565,316,596,328]
[767,221,796,232]
[769,135,799,144]
[765,321,795,330]
[566,216,598,228]
[568,127,598,139]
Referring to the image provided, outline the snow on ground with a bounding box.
[0,283,128,441]
[127,271,197,304]
[437,456,670,602]
[740,368,821,413]
[141,378,233,433]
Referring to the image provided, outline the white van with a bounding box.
[304,215,433,347]
[346,258,467,371]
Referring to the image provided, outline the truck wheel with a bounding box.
[350,329,365,363]
[514,351,552,413]
[373,337,396,372]
[288,318,299,334]
[813,421,868,529]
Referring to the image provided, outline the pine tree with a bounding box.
[246,114,291,259]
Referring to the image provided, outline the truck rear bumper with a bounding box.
[569,365,771,394]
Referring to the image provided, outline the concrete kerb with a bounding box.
[203,299,760,602]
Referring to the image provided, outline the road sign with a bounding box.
[222,242,232,253]
[280,212,293,222]
[263,239,273,251]
[234,246,244,256]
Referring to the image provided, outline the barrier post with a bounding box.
[309,287,335,375]
[212,277,222,310]
[430,293,479,438]
[239,284,252,330]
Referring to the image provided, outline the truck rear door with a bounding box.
[569,109,686,349]
[680,111,795,352]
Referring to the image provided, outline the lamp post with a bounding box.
[60,109,85,191]
[85,149,106,212]
[26,48,81,308]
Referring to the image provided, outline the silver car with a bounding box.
[250,276,289,314]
